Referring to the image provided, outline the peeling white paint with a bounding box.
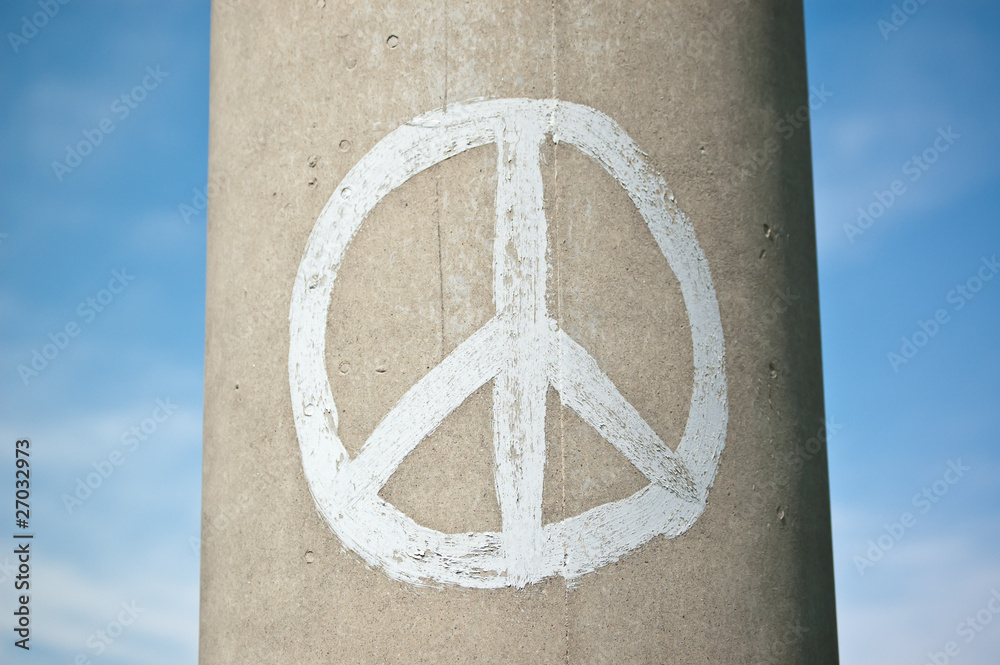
[288,99,728,589]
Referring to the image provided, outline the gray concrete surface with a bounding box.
[200,0,838,662]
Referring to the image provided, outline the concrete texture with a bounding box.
[200,0,838,662]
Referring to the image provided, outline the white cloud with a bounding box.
[6,556,200,664]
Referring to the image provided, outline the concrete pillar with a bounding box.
[201,1,838,663]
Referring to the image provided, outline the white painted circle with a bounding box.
[289,99,728,588]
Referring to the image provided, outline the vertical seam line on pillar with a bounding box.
[550,1,569,663]
[435,178,445,361]
[439,0,448,358]
[443,0,449,111]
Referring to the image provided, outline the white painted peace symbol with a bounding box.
[289,99,727,589]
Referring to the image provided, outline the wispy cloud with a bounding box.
[14,557,199,665]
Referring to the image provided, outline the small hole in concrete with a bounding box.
[386,34,399,49]
[339,139,351,152]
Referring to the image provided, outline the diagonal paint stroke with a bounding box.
[546,326,699,503]
[344,315,506,507]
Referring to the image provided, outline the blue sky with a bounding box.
[1,1,997,663]
[806,1,1000,663]
[1,1,208,663]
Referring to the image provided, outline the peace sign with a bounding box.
[289,99,728,589]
